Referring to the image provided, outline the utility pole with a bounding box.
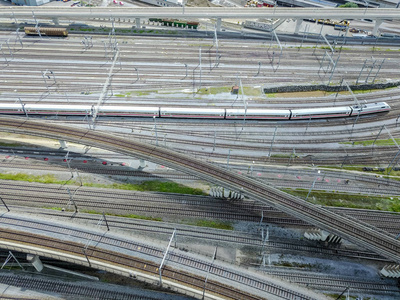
[268,126,278,158]
[153,116,158,146]
[199,47,202,89]
[202,247,218,300]
[226,149,231,169]
[159,229,176,287]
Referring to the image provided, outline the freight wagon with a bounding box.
[24,27,68,37]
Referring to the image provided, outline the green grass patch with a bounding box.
[321,165,400,178]
[190,219,233,230]
[282,188,400,211]
[342,138,400,147]
[320,46,333,50]
[0,172,206,195]
[0,173,64,184]
[43,207,63,211]
[121,214,162,221]
[0,141,26,147]
[81,210,163,221]
[84,181,206,195]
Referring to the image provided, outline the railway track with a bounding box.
[0,273,166,300]
[1,34,400,95]
[0,214,323,300]
[0,30,399,298]
[10,205,390,262]
[1,174,400,234]
[0,117,399,263]
[261,269,400,295]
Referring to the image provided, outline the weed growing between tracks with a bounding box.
[282,188,400,212]
[185,219,233,230]
[0,173,61,184]
[85,181,206,195]
[322,165,400,178]
[341,138,400,147]
[0,172,206,195]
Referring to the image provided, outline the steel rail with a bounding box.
[0,117,399,263]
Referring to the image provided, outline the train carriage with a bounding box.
[226,109,291,120]
[97,106,160,117]
[160,107,225,118]
[290,106,352,119]
[0,104,25,114]
[23,104,92,115]
[350,102,391,116]
[24,27,68,37]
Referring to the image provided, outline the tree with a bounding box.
[339,2,359,7]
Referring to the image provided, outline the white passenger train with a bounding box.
[0,102,391,120]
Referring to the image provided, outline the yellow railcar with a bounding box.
[24,27,68,37]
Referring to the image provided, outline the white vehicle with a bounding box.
[291,106,352,119]
[226,109,291,120]
[98,106,159,117]
[160,107,225,118]
[350,102,391,116]
[0,102,390,120]
[23,104,92,115]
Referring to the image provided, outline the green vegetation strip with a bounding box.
[0,141,25,147]
[187,219,233,230]
[282,188,400,212]
[321,165,400,177]
[342,138,400,147]
[0,173,206,195]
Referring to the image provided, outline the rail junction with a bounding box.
[0,117,399,266]
[0,6,400,298]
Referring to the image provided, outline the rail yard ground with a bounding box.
[0,11,400,300]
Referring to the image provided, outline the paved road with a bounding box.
[0,7,400,20]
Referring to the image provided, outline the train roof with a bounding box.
[24,104,92,111]
[99,106,159,112]
[291,106,351,114]
[226,109,290,115]
[351,102,390,109]
[160,107,225,114]
[0,104,24,109]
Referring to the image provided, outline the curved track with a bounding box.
[0,116,399,263]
